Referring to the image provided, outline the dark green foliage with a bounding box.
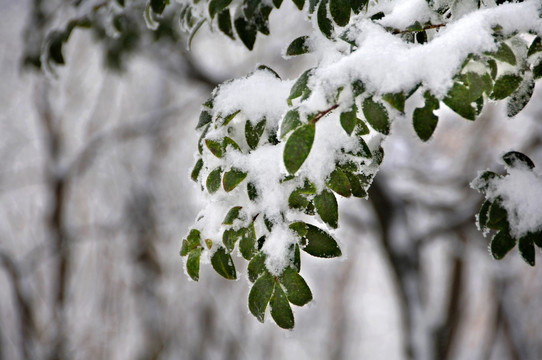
[284,124,315,174]
[187,248,202,281]
[279,268,312,306]
[491,230,515,260]
[490,74,522,100]
[486,42,516,65]
[206,167,222,193]
[327,168,351,197]
[317,0,333,38]
[507,74,534,117]
[518,235,535,266]
[292,0,305,11]
[288,69,312,105]
[286,36,310,56]
[234,16,257,50]
[239,224,257,259]
[314,190,338,228]
[223,206,242,225]
[281,110,301,138]
[329,0,351,26]
[270,285,295,329]
[249,273,275,322]
[362,97,390,134]
[382,92,405,113]
[191,158,204,182]
[248,252,267,282]
[209,0,233,18]
[211,247,237,279]
[302,224,342,257]
[502,151,535,169]
[181,229,201,256]
[151,0,167,15]
[223,168,248,192]
[340,105,357,135]
[413,91,439,141]
[217,10,235,39]
[246,119,266,149]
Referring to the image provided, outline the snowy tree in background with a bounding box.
[32,0,542,330]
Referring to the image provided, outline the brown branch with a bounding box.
[310,104,339,124]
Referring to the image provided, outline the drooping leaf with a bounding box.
[288,69,312,105]
[209,0,233,18]
[327,168,351,197]
[150,0,167,14]
[223,168,247,192]
[223,228,242,251]
[197,110,212,129]
[292,0,305,10]
[217,9,235,39]
[280,110,301,138]
[279,268,312,306]
[507,74,535,117]
[340,105,357,135]
[284,124,315,174]
[302,224,342,257]
[518,235,535,266]
[490,230,516,260]
[186,248,202,281]
[317,0,333,38]
[534,58,542,80]
[206,167,222,193]
[490,74,522,100]
[191,158,204,182]
[413,91,439,141]
[478,200,491,232]
[234,16,257,50]
[382,92,406,113]
[223,206,242,225]
[313,189,338,228]
[350,0,367,14]
[248,251,267,282]
[239,223,257,260]
[246,118,266,149]
[329,0,350,26]
[211,247,237,280]
[443,82,476,120]
[270,284,295,329]
[487,199,508,231]
[344,171,366,198]
[180,229,201,256]
[249,273,275,322]
[286,36,310,56]
[362,98,390,134]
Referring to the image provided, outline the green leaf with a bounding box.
[317,0,333,38]
[191,158,204,182]
[490,74,522,100]
[352,80,365,97]
[270,284,295,329]
[223,206,242,225]
[206,167,222,193]
[292,243,301,271]
[281,110,301,139]
[487,200,508,231]
[234,16,257,50]
[197,110,212,129]
[49,33,65,65]
[362,98,390,134]
[490,230,516,260]
[506,72,534,117]
[292,0,305,10]
[223,228,241,251]
[288,189,310,211]
[279,268,312,306]
[257,65,281,79]
[290,221,308,238]
[329,0,350,26]
[223,168,247,192]
[249,273,275,322]
[355,119,370,136]
[478,200,491,232]
[443,82,476,120]
[180,229,201,256]
[340,105,357,135]
[486,42,516,65]
[303,224,342,257]
[288,69,312,105]
[151,0,167,14]
[205,139,224,158]
[217,9,235,39]
[286,36,310,56]
[222,110,240,126]
[518,235,535,266]
[284,124,315,174]
[240,223,257,260]
[344,171,366,198]
[273,0,283,7]
[350,0,367,14]
[488,59,497,80]
[314,189,338,228]
[198,124,210,154]
[527,36,542,57]
[223,136,241,151]
[413,91,439,141]
[248,182,259,201]
[246,118,266,150]
[502,151,535,169]
[534,58,542,80]
[466,72,485,101]
[522,231,542,249]
[211,247,237,280]
[186,248,202,281]
[327,168,351,197]
[209,0,232,18]
[382,92,406,113]
[248,252,267,282]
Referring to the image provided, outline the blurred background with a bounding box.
[1,1,542,359]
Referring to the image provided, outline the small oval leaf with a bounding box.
[302,224,342,258]
[363,98,390,134]
[314,189,338,228]
[270,284,295,329]
[279,268,312,306]
[284,124,315,174]
[211,247,237,280]
[249,273,275,322]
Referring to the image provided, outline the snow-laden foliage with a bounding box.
[36,0,542,329]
